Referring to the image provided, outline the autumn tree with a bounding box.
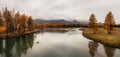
[24,15,28,31]
[10,9,18,33]
[12,11,18,33]
[28,16,34,31]
[19,14,25,32]
[3,7,14,34]
[89,14,98,34]
[0,11,4,26]
[14,11,22,32]
[0,7,36,35]
[103,12,115,34]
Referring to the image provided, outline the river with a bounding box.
[0,28,120,57]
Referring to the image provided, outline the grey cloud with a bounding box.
[0,0,120,23]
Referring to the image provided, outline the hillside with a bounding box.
[34,19,88,24]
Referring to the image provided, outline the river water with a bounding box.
[0,28,120,57]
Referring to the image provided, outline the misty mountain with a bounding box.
[34,19,88,24]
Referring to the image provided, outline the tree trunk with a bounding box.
[108,29,111,34]
[93,30,96,34]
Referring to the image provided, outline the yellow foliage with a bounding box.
[103,23,109,30]
[0,26,6,33]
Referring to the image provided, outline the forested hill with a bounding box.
[34,19,88,24]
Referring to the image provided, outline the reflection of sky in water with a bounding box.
[22,29,91,57]
[20,28,120,57]
[1,28,120,57]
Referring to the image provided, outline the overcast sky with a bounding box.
[0,0,120,23]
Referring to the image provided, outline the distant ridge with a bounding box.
[34,19,88,24]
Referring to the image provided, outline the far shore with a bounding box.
[82,28,120,48]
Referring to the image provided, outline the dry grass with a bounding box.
[0,29,40,38]
[24,29,40,34]
[83,28,120,48]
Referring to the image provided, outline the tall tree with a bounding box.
[103,12,115,34]
[28,16,34,31]
[20,14,27,32]
[0,11,4,26]
[3,7,14,34]
[15,11,20,32]
[89,14,98,34]
[3,7,10,34]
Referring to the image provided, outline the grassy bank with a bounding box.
[82,28,120,48]
[0,29,40,38]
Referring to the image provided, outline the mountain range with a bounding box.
[34,19,88,24]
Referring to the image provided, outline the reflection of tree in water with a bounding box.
[104,46,116,57]
[5,38,15,57]
[0,39,4,56]
[0,34,35,57]
[15,34,34,57]
[88,41,99,57]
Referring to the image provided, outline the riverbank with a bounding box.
[0,29,40,38]
[42,28,69,33]
[82,28,120,48]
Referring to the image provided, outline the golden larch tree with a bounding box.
[89,14,98,34]
[28,16,35,31]
[103,12,115,34]
[0,11,4,26]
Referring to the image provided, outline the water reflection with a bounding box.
[0,28,120,57]
[0,39,4,56]
[88,40,117,57]
[88,41,99,57]
[104,46,116,57]
[5,38,15,57]
[0,34,34,57]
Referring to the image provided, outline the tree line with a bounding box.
[89,11,116,34]
[37,23,87,28]
[0,7,35,35]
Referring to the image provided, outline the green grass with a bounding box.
[83,28,120,48]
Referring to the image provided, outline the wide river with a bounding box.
[0,28,120,57]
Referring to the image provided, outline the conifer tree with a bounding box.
[0,11,3,26]
[28,16,34,31]
[89,14,98,34]
[103,12,115,34]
